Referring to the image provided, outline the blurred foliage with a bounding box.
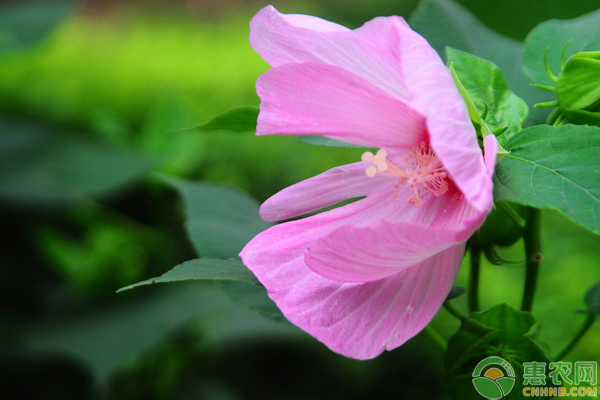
[0,0,599,399]
[0,0,72,54]
[455,0,600,40]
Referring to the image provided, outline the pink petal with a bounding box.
[251,7,495,211]
[255,183,483,284]
[241,234,465,359]
[249,6,411,101]
[246,192,396,270]
[385,20,494,212]
[304,219,469,282]
[256,62,427,148]
[301,184,486,283]
[253,178,483,275]
[260,162,390,221]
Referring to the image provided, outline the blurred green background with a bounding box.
[1,0,598,399]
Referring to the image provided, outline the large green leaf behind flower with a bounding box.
[494,125,600,235]
[164,177,271,259]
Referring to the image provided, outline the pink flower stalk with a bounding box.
[240,6,498,360]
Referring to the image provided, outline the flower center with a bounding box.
[361,142,449,206]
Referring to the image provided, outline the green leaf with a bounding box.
[297,135,366,148]
[446,286,466,301]
[164,177,271,259]
[0,1,72,54]
[494,125,600,235]
[580,280,600,314]
[139,97,206,176]
[523,8,600,87]
[446,304,552,400]
[187,105,259,133]
[117,258,259,292]
[449,64,487,129]
[410,0,543,124]
[0,119,157,204]
[446,47,528,143]
[585,280,600,307]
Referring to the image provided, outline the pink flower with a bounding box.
[240,6,498,359]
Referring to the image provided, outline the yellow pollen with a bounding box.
[361,142,449,206]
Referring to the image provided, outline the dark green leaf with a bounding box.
[494,125,600,235]
[446,286,466,301]
[189,105,259,133]
[523,8,600,87]
[410,0,520,64]
[582,304,600,314]
[579,280,600,314]
[0,1,72,54]
[164,177,271,259]
[446,304,552,400]
[117,258,259,292]
[454,0,600,41]
[21,283,294,382]
[585,280,600,307]
[0,119,157,204]
[446,48,528,142]
[220,281,285,322]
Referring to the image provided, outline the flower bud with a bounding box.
[556,51,600,126]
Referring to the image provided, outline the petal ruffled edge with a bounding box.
[278,11,348,32]
[249,6,411,102]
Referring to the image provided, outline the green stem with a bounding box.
[424,325,447,352]
[468,246,481,312]
[498,201,526,230]
[555,314,596,360]
[521,207,542,312]
[444,301,467,321]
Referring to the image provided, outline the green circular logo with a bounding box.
[472,356,516,399]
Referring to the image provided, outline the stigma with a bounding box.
[362,142,449,206]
